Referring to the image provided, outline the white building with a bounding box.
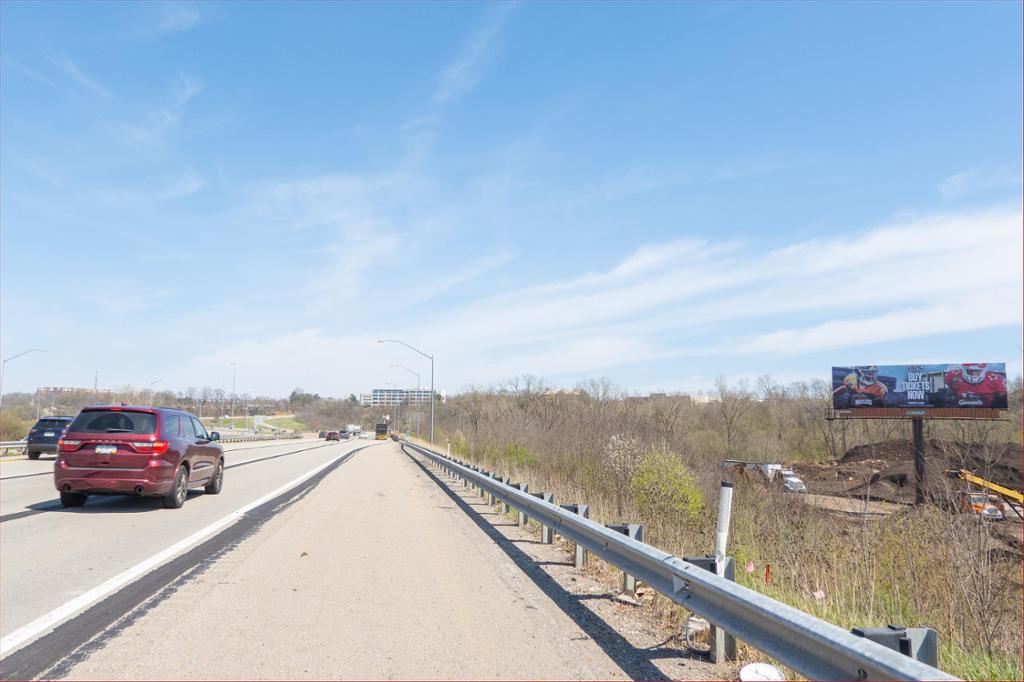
[360,388,434,407]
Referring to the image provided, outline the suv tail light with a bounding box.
[58,439,82,452]
[133,441,169,454]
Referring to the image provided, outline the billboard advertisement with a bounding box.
[832,364,1007,409]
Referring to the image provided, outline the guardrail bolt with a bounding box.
[559,504,590,567]
[606,523,644,602]
[528,492,555,542]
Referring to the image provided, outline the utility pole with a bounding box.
[231,363,237,430]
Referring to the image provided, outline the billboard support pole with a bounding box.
[912,417,927,505]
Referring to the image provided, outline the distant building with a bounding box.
[360,388,434,407]
[38,387,113,394]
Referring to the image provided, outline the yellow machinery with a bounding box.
[946,468,1023,518]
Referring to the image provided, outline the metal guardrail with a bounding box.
[0,434,299,453]
[403,440,957,681]
[217,434,302,444]
[1,440,27,455]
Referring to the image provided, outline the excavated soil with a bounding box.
[791,439,1021,505]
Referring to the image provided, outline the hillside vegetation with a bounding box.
[432,376,1022,680]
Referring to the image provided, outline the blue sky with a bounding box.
[1,1,1021,398]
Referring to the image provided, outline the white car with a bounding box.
[358,431,370,439]
[780,470,807,493]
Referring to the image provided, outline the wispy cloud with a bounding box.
[154,1,204,34]
[104,173,204,203]
[119,72,203,142]
[434,3,517,104]
[185,204,1022,395]
[42,49,110,96]
[939,166,1022,199]
[402,251,517,306]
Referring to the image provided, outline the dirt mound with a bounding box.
[839,439,1021,489]
[791,439,1022,504]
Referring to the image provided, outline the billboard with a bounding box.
[832,364,1007,410]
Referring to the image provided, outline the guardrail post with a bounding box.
[851,626,938,668]
[527,492,555,542]
[498,477,509,514]
[510,483,528,523]
[606,524,644,602]
[684,554,736,662]
[480,471,491,499]
[487,474,500,506]
[559,504,590,567]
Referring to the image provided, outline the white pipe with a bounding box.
[715,481,734,576]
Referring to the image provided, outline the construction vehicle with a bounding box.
[375,422,388,440]
[945,468,1023,519]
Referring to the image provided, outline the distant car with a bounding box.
[26,416,74,460]
[358,431,370,439]
[318,431,327,439]
[55,406,223,509]
[325,431,340,441]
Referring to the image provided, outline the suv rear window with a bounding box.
[68,410,157,435]
[34,418,71,430]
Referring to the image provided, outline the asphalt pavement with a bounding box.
[0,439,716,680]
[0,437,361,658]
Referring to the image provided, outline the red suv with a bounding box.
[55,406,224,509]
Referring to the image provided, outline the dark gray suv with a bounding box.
[26,416,74,460]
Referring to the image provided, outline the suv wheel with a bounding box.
[204,460,224,494]
[163,467,188,509]
[60,491,87,507]
[28,451,41,460]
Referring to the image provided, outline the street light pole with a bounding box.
[231,363,237,430]
[390,364,420,437]
[385,382,399,432]
[0,346,47,413]
[378,339,434,444]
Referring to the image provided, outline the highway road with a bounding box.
[0,439,718,680]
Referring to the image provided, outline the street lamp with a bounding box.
[148,380,162,405]
[385,381,400,431]
[390,363,421,436]
[230,363,237,430]
[378,339,434,444]
[0,348,47,420]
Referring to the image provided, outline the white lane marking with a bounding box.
[0,443,369,658]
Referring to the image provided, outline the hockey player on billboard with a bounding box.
[943,363,1008,409]
[832,365,888,407]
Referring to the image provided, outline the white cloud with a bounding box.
[939,166,1022,199]
[119,72,203,143]
[154,1,204,34]
[434,3,517,104]
[42,49,110,97]
[104,173,204,203]
[180,204,1022,396]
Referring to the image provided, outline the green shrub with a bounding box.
[503,443,538,467]
[630,449,703,523]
